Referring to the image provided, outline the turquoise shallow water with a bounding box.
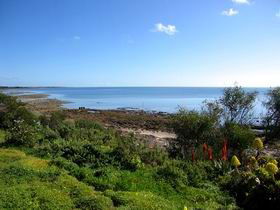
[4,87,269,114]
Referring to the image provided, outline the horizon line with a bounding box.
[0,85,275,89]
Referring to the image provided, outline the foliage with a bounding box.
[221,169,280,209]
[0,92,242,209]
[201,100,223,126]
[0,130,5,143]
[104,190,176,209]
[5,119,41,147]
[223,123,255,153]
[219,138,280,210]
[0,149,114,210]
[156,162,188,189]
[219,86,257,124]
[172,109,220,159]
[264,87,280,141]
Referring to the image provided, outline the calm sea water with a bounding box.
[4,87,269,114]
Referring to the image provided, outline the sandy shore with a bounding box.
[16,94,68,113]
[120,128,176,148]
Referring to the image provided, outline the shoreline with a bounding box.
[13,93,175,147]
[3,91,280,154]
[15,93,69,113]
[12,90,171,116]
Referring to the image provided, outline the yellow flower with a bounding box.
[253,138,264,150]
[269,159,278,165]
[265,162,279,175]
[231,155,241,167]
[184,207,188,210]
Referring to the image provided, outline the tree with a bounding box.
[263,87,280,140]
[219,86,257,125]
[201,100,223,126]
[172,109,218,159]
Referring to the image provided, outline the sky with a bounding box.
[0,0,280,87]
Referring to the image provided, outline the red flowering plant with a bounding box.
[221,140,228,161]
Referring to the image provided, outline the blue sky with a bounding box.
[0,0,280,87]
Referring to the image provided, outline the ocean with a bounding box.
[4,87,269,114]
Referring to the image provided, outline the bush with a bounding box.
[104,190,176,209]
[221,170,280,209]
[264,87,280,141]
[2,106,37,129]
[6,119,40,147]
[223,123,255,154]
[69,187,113,210]
[40,111,66,131]
[0,148,114,210]
[179,161,209,187]
[75,119,103,130]
[172,109,219,159]
[156,163,188,189]
[0,130,5,143]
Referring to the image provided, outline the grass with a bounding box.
[0,148,113,209]
[0,148,237,209]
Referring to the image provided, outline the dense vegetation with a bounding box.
[0,86,280,209]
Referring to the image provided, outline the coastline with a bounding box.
[15,93,69,113]
[2,90,280,154]
[13,92,176,147]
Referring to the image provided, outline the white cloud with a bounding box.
[232,0,250,4]
[222,8,239,16]
[73,36,81,40]
[153,23,178,35]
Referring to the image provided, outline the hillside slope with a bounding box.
[0,148,115,209]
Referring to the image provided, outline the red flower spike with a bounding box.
[192,148,195,162]
[203,143,208,159]
[208,147,213,160]
[221,140,228,161]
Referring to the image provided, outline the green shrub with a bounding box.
[0,184,75,210]
[139,147,168,166]
[156,163,188,189]
[172,109,219,159]
[75,119,103,130]
[180,161,209,187]
[41,126,60,141]
[220,170,280,209]
[223,123,255,154]
[6,119,40,147]
[69,187,113,210]
[0,148,115,210]
[104,190,176,209]
[2,105,37,128]
[264,87,280,141]
[49,111,66,129]
[0,130,5,143]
